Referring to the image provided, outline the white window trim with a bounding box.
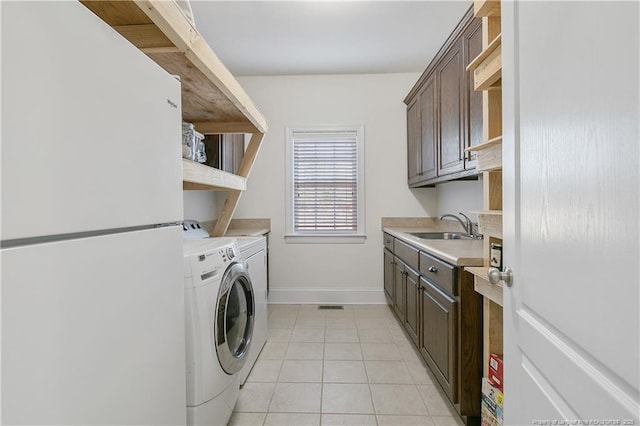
[285,124,366,244]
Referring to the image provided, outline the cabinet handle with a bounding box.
[428,265,437,273]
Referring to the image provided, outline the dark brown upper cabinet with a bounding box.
[407,98,421,182]
[404,7,481,187]
[437,39,465,177]
[419,76,438,181]
[463,18,484,170]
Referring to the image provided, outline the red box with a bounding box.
[488,354,503,392]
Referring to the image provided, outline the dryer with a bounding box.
[183,238,254,426]
[235,236,268,385]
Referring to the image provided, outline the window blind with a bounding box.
[293,131,358,232]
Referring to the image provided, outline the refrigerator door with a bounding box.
[1,226,186,425]
[1,1,183,241]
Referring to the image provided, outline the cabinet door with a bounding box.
[420,277,458,401]
[393,258,405,320]
[404,266,420,346]
[419,75,438,180]
[436,39,465,177]
[407,98,421,182]
[463,18,483,170]
[383,249,394,306]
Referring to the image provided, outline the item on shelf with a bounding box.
[182,121,205,162]
[489,353,504,391]
[196,140,207,163]
[481,378,504,426]
[490,243,503,269]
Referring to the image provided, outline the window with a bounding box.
[285,125,365,243]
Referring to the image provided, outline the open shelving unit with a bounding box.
[465,0,504,402]
[80,0,268,236]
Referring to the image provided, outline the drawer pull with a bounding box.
[428,265,438,273]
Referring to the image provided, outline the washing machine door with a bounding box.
[215,262,255,374]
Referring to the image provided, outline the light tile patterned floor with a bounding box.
[229,304,464,426]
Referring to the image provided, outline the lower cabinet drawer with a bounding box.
[395,239,419,270]
[383,233,394,252]
[419,251,457,295]
[419,276,458,402]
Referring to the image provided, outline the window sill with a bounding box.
[284,234,367,244]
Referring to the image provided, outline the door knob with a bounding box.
[488,266,513,287]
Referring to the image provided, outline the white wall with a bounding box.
[182,190,225,222]
[436,178,483,223]
[180,73,485,303]
[234,73,437,303]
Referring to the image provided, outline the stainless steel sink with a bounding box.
[408,232,478,240]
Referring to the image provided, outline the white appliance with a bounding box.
[183,238,255,426]
[1,2,186,425]
[235,236,269,385]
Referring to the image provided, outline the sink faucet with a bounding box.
[439,212,475,236]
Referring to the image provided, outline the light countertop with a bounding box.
[225,227,270,237]
[383,226,483,267]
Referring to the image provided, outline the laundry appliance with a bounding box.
[1,2,186,424]
[235,236,269,385]
[183,237,255,426]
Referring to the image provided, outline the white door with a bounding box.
[502,1,639,423]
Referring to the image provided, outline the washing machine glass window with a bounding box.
[215,262,255,374]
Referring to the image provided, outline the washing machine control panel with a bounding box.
[226,247,236,260]
[183,238,240,285]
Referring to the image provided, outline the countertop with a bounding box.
[225,227,270,237]
[383,226,483,267]
[200,218,271,238]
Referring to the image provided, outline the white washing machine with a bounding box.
[235,236,269,385]
[183,238,255,426]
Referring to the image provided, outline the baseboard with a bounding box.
[267,288,386,305]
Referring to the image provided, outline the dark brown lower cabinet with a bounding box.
[393,258,405,320]
[420,277,458,401]
[404,266,420,346]
[383,249,394,305]
[383,233,482,425]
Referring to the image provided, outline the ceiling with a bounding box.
[190,1,472,76]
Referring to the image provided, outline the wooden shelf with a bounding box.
[470,34,502,91]
[81,1,268,235]
[465,135,502,153]
[474,0,501,17]
[474,210,503,239]
[81,0,267,134]
[182,160,247,191]
[475,144,502,172]
[466,267,503,306]
[466,34,501,72]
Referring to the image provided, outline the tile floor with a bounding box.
[229,304,464,426]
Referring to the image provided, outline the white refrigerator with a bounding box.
[1,2,187,424]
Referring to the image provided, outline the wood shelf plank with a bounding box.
[470,210,502,216]
[475,144,502,172]
[477,211,503,239]
[466,34,501,72]
[182,159,247,191]
[465,135,502,153]
[474,47,502,91]
[466,267,503,307]
[80,0,268,133]
[474,0,501,18]
[194,122,260,135]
